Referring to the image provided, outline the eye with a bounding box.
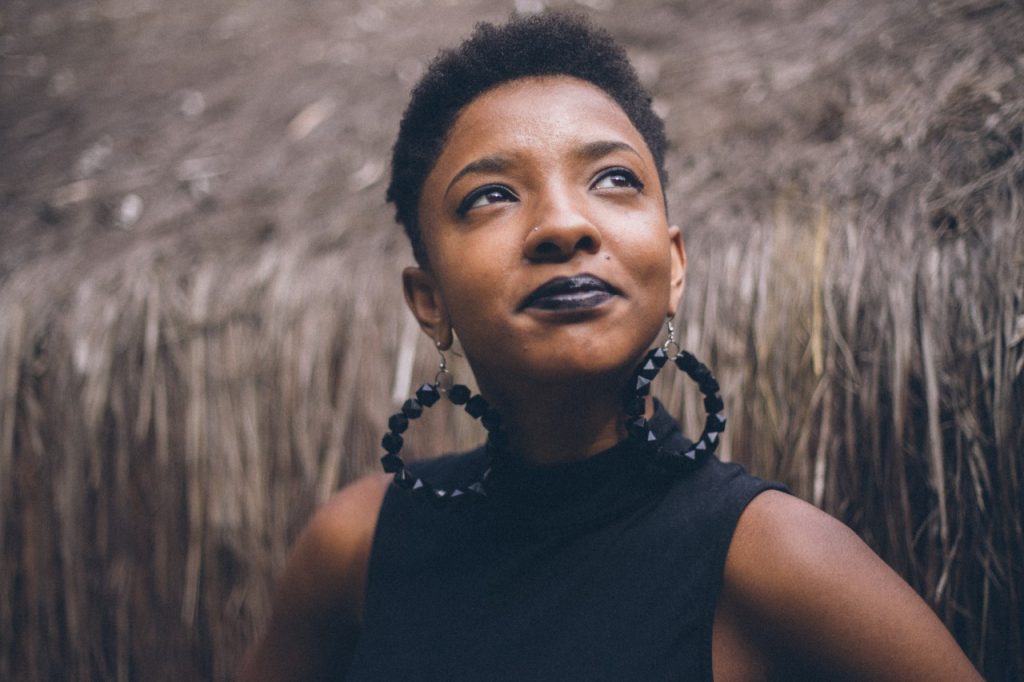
[591,167,644,192]
[456,185,518,216]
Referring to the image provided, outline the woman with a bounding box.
[241,13,980,680]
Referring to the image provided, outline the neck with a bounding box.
[483,373,649,466]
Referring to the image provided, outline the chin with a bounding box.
[523,346,648,387]
[466,319,662,392]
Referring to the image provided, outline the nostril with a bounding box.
[524,218,602,261]
[534,241,560,256]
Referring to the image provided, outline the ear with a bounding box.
[402,266,453,349]
[667,224,687,314]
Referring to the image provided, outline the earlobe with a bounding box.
[667,225,687,314]
[402,267,453,348]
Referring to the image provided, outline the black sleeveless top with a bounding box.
[346,403,785,681]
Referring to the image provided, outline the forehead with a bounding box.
[450,75,638,142]
[422,76,652,196]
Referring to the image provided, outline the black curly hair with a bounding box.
[387,11,669,266]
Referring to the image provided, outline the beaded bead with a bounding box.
[465,394,489,418]
[706,413,726,433]
[382,432,403,453]
[638,359,659,379]
[703,394,724,414]
[401,398,423,419]
[481,408,502,432]
[674,351,698,373]
[448,384,471,405]
[388,413,409,434]
[381,453,403,473]
[689,365,711,385]
[699,377,719,394]
[416,383,442,407]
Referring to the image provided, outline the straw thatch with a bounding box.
[1,0,1022,679]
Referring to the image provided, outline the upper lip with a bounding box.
[519,273,620,309]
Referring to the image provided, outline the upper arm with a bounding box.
[721,490,981,681]
[239,473,390,682]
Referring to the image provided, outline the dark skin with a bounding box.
[240,77,982,680]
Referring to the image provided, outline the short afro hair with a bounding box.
[387,11,669,265]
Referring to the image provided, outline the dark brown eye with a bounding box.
[457,185,518,215]
[592,167,644,191]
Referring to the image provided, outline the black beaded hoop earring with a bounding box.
[620,317,727,472]
[379,322,727,506]
[379,342,504,506]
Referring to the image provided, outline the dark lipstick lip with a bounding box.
[519,274,620,310]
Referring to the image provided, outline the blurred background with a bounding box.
[1,0,1022,679]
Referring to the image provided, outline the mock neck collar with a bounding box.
[480,400,691,534]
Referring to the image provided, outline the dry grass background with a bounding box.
[1,0,1022,679]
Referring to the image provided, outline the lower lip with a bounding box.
[527,290,614,311]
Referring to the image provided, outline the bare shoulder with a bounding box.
[726,490,871,582]
[293,472,391,612]
[719,490,981,681]
[238,473,391,681]
[303,473,392,589]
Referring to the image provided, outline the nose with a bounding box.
[522,186,602,262]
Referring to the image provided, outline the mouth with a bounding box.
[520,274,620,312]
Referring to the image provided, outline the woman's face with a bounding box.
[405,76,685,399]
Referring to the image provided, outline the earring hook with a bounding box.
[661,317,681,356]
[434,340,454,393]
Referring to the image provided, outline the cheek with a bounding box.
[433,250,509,333]
[616,222,674,287]
[429,223,520,308]
[623,246,675,323]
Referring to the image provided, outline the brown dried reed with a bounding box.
[1,0,1021,680]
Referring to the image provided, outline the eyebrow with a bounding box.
[445,155,513,198]
[572,140,645,166]
[443,139,647,198]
